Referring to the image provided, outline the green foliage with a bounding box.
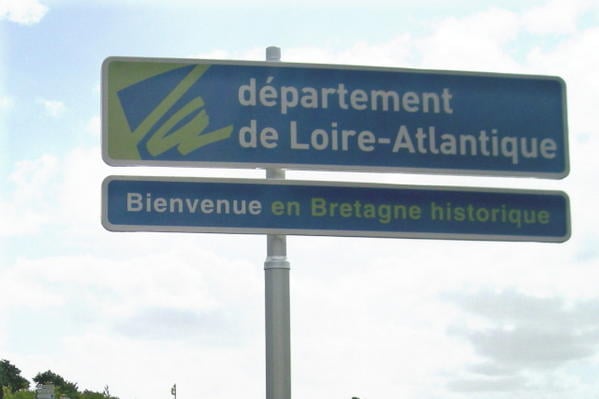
[33,371,80,399]
[4,388,34,399]
[80,390,104,399]
[58,381,79,399]
[0,360,30,392]
[77,387,117,399]
[32,371,65,388]
[2,362,116,399]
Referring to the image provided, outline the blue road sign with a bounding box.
[102,176,570,242]
[102,57,569,179]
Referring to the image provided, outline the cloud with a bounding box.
[416,8,522,72]
[467,362,518,377]
[447,375,529,392]
[463,327,598,368]
[85,115,100,137]
[0,257,65,310]
[0,234,265,355]
[576,238,599,262]
[37,98,66,118]
[282,35,416,68]
[0,200,48,236]
[446,290,599,392]
[46,0,473,7]
[522,0,597,35]
[0,0,48,25]
[114,306,234,343]
[205,7,524,74]
[0,95,13,110]
[253,10,519,73]
[0,154,59,237]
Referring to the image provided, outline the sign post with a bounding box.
[263,46,291,399]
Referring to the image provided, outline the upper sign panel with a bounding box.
[102,57,568,178]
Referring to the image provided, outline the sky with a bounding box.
[1,0,599,398]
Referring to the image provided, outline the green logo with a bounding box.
[107,61,233,161]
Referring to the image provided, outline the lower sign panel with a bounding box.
[102,176,570,242]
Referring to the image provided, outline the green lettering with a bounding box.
[311,198,327,217]
[378,204,392,224]
[272,201,286,216]
[538,210,550,224]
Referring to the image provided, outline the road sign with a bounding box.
[102,176,570,242]
[102,57,568,178]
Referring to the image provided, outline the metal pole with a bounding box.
[264,45,291,399]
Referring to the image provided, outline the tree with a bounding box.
[79,390,104,399]
[0,360,30,396]
[79,386,117,399]
[32,371,65,387]
[3,388,34,399]
[33,371,78,399]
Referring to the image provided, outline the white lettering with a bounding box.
[125,192,263,216]
[290,121,309,150]
[392,125,416,153]
[237,77,455,115]
[127,193,143,212]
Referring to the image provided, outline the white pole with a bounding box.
[264,45,291,399]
